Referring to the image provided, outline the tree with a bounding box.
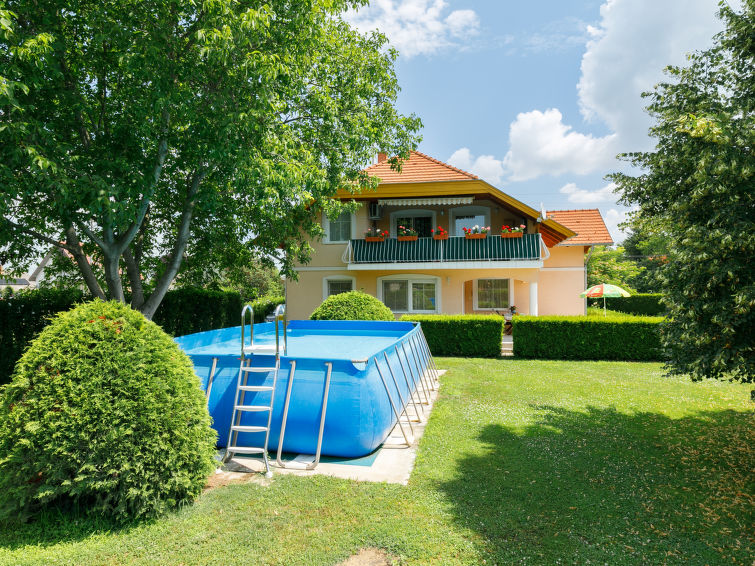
[620,214,672,293]
[0,1,421,318]
[586,245,641,291]
[610,1,754,382]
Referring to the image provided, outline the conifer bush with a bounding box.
[310,291,394,321]
[0,301,217,522]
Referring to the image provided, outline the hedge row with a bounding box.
[512,315,664,361]
[0,287,260,385]
[588,293,665,316]
[249,294,286,323]
[399,314,504,357]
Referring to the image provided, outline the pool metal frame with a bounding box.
[189,312,441,472]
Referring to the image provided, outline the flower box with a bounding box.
[432,234,449,241]
[500,232,523,239]
[365,236,385,243]
[465,233,487,240]
[397,235,418,242]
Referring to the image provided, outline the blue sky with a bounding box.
[346,0,728,242]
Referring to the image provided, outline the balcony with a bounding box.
[343,234,548,270]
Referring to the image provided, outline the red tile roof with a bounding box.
[547,209,613,245]
[364,151,478,183]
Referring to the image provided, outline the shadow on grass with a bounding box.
[437,406,753,564]
[0,501,145,550]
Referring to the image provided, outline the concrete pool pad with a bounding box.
[215,370,445,485]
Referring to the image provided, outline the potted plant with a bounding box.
[463,225,489,240]
[397,225,418,242]
[431,226,448,240]
[500,224,526,238]
[364,227,387,242]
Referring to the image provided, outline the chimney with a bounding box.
[377,152,387,163]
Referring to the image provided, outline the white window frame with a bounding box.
[322,211,357,244]
[389,209,436,237]
[322,275,356,300]
[473,278,513,311]
[450,205,491,237]
[377,274,441,314]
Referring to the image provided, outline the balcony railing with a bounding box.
[343,234,547,265]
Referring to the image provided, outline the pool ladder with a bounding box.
[223,304,287,478]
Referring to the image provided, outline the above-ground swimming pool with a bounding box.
[175,320,435,458]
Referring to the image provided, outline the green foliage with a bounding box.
[152,288,242,337]
[513,315,663,361]
[587,293,666,316]
[0,301,217,522]
[399,315,504,357]
[610,3,754,382]
[250,295,286,323]
[310,291,393,321]
[586,246,640,291]
[0,0,421,318]
[620,215,672,292]
[0,288,85,385]
[0,287,243,385]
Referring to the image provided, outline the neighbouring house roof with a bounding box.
[338,151,578,246]
[363,151,479,183]
[547,209,613,246]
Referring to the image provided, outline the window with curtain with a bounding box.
[476,279,509,309]
[381,279,437,313]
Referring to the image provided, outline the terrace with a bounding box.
[342,233,548,270]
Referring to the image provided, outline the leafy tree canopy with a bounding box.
[610,1,754,382]
[0,0,421,318]
[586,246,641,292]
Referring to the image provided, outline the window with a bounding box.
[379,276,439,313]
[390,209,435,237]
[450,205,491,236]
[382,280,408,311]
[322,276,356,300]
[324,211,353,243]
[475,279,510,310]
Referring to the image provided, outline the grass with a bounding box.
[1,360,752,565]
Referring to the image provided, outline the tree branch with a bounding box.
[64,226,106,300]
[123,247,144,310]
[140,169,207,319]
[3,218,75,252]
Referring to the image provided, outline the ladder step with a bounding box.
[238,385,275,392]
[241,366,277,372]
[227,446,266,455]
[243,345,277,354]
[235,405,272,412]
[231,425,268,433]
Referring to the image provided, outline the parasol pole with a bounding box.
[603,296,606,317]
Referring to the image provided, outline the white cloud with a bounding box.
[499,0,722,181]
[503,109,618,181]
[603,207,637,244]
[448,148,504,184]
[560,181,618,204]
[344,0,480,58]
[578,0,721,149]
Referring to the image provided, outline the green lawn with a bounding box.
[1,360,752,565]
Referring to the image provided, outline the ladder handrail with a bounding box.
[273,303,287,357]
[241,304,254,360]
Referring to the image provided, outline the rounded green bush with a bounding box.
[310,291,394,321]
[0,300,217,522]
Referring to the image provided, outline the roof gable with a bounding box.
[363,151,478,184]
[548,209,613,245]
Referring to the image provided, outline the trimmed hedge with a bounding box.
[250,294,285,323]
[399,314,504,357]
[310,291,394,321]
[512,315,664,361]
[0,301,217,522]
[152,288,242,336]
[0,287,245,385]
[588,293,665,316]
[0,288,85,386]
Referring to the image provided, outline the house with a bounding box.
[286,151,613,319]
